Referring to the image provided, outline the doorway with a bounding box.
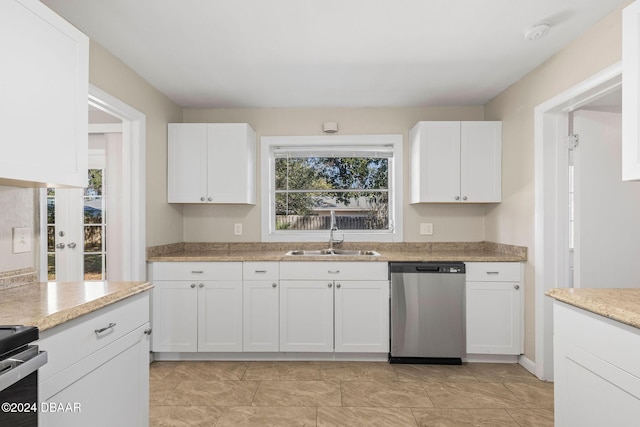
[40,85,147,282]
[534,63,622,381]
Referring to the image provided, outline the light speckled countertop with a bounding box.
[0,281,152,331]
[546,288,640,329]
[147,241,528,263]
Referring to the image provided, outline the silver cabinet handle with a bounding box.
[255,270,267,274]
[514,285,520,290]
[272,283,277,288]
[328,283,333,288]
[55,243,65,249]
[190,283,196,288]
[336,283,341,288]
[200,197,205,202]
[486,271,500,275]
[95,322,116,335]
[144,328,152,335]
[462,196,468,201]
[328,270,340,274]
[199,283,204,288]
[67,242,77,249]
[207,197,213,202]
[191,271,204,274]
[455,196,460,200]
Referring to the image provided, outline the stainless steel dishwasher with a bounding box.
[389,262,465,364]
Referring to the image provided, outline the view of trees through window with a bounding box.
[275,156,389,231]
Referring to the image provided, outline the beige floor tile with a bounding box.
[412,408,520,427]
[149,405,224,426]
[467,363,540,383]
[216,406,317,426]
[318,407,419,427]
[506,408,554,427]
[422,383,527,409]
[243,361,321,380]
[163,361,248,381]
[150,380,181,406]
[150,361,181,380]
[321,361,398,381]
[503,382,554,408]
[393,364,479,383]
[160,380,259,406]
[253,380,342,406]
[342,381,434,408]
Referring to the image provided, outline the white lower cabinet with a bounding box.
[465,262,524,355]
[279,262,389,353]
[554,302,640,427]
[38,292,150,427]
[243,262,280,352]
[150,262,242,352]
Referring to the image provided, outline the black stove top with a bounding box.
[0,326,38,357]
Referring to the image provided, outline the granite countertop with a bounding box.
[546,288,640,329]
[147,241,528,263]
[0,281,152,331]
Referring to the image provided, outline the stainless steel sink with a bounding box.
[285,249,380,256]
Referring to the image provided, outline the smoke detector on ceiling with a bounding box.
[523,23,551,41]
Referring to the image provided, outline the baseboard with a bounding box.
[518,355,539,378]
[151,352,389,362]
[463,354,519,363]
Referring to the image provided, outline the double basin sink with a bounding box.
[285,249,380,257]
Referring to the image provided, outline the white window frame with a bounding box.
[261,134,403,243]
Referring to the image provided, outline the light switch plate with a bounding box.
[420,223,433,235]
[12,227,31,253]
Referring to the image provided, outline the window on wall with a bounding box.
[261,135,403,242]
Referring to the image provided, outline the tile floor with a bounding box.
[149,361,554,426]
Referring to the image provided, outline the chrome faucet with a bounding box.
[329,210,344,250]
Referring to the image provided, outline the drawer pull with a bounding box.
[486,271,500,275]
[95,322,116,335]
[328,270,340,274]
[272,283,277,288]
[199,283,204,288]
[190,283,196,288]
[144,328,153,335]
[514,285,520,290]
[191,271,204,274]
[254,270,267,274]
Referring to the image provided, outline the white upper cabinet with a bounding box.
[0,0,89,187]
[623,1,640,181]
[410,121,502,203]
[168,123,256,204]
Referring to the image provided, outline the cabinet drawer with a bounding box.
[465,262,521,282]
[243,262,279,280]
[152,262,242,281]
[37,292,149,383]
[280,262,388,281]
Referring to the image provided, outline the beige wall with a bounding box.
[0,186,38,274]
[182,106,488,242]
[484,2,629,361]
[88,41,184,247]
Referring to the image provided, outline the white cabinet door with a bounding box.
[410,121,501,203]
[152,281,198,352]
[167,124,208,203]
[466,281,522,355]
[198,280,243,352]
[410,121,461,203]
[334,280,389,353]
[460,122,502,202]
[280,280,334,352]
[243,280,279,352]
[0,0,88,187]
[623,1,640,181]
[41,324,150,427]
[167,123,256,204]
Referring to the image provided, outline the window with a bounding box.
[261,135,403,242]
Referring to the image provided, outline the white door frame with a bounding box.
[534,62,622,381]
[40,85,146,281]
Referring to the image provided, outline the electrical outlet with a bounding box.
[12,227,31,253]
[420,223,433,235]
[234,223,242,235]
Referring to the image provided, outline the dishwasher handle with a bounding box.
[415,266,441,272]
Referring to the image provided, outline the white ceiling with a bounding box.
[44,0,627,109]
